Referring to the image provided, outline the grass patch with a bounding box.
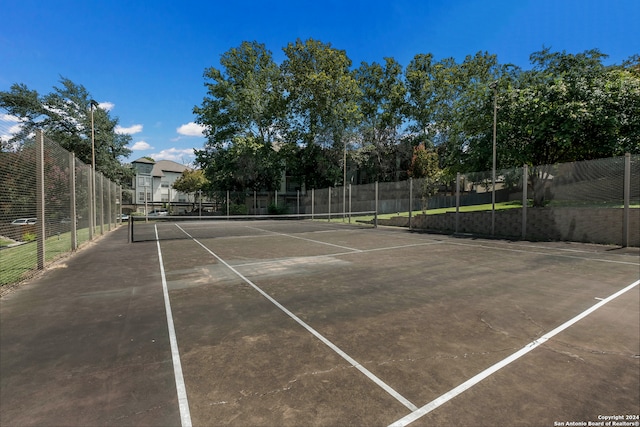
[0,226,112,286]
[0,238,15,248]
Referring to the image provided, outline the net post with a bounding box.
[226,190,230,217]
[254,190,257,215]
[36,130,45,270]
[311,188,315,219]
[522,164,528,240]
[623,153,630,247]
[297,190,300,217]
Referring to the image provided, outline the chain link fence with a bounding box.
[212,155,638,247]
[1,111,122,287]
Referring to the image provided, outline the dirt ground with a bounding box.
[1,224,638,426]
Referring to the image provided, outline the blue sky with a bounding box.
[1,0,638,165]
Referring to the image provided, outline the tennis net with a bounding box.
[129,211,378,242]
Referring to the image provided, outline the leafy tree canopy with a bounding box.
[0,77,133,185]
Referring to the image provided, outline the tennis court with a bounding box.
[1,219,639,426]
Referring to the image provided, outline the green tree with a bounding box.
[172,169,209,211]
[353,58,408,182]
[281,38,361,187]
[194,41,285,193]
[408,143,442,210]
[498,49,640,205]
[0,77,133,185]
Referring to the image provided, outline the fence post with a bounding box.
[70,152,77,251]
[226,190,230,217]
[99,174,104,235]
[328,187,332,221]
[107,179,112,231]
[348,184,352,224]
[89,167,94,240]
[311,188,315,219]
[623,153,630,247]
[409,178,413,230]
[36,130,46,270]
[455,173,460,234]
[374,181,378,228]
[522,164,528,240]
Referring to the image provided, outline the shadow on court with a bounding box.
[1,224,639,426]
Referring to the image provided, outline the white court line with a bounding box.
[233,241,443,268]
[388,279,640,427]
[246,225,363,252]
[177,225,419,412]
[155,226,192,427]
[446,240,639,266]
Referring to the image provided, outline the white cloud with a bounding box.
[131,141,153,150]
[115,124,143,134]
[176,122,205,137]
[151,147,195,163]
[98,101,114,111]
[1,114,22,122]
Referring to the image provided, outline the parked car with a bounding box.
[11,218,37,225]
[148,209,168,216]
[117,213,130,221]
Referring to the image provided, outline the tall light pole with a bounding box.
[489,81,498,236]
[90,100,99,238]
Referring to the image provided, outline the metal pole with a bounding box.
[409,177,413,230]
[455,172,460,234]
[343,140,347,220]
[490,81,498,236]
[70,152,77,250]
[328,187,331,221]
[297,190,300,216]
[522,164,528,240]
[36,130,45,269]
[374,181,378,228]
[311,188,315,220]
[623,153,631,247]
[348,184,352,224]
[90,101,97,239]
[144,185,148,222]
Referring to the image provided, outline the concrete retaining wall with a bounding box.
[377,208,639,247]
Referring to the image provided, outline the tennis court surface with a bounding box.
[1,219,639,426]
